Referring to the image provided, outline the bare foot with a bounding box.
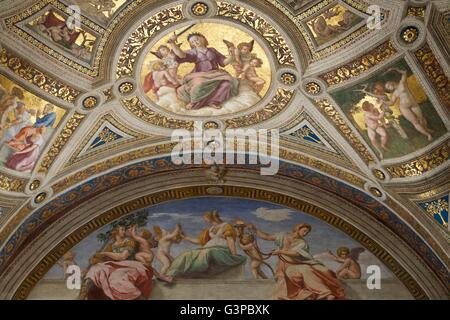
[185,103,194,110]
[209,104,221,109]
[156,274,174,283]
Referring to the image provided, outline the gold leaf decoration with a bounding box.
[38,113,86,173]
[225,89,294,128]
[122,97,194,129]
[319,41,398,86]
[0,48,80,102]
[116,5,184,78]
[385,143,449,178]
[217,2,295,66]
[414,43,450,108]
[314,99,374,163]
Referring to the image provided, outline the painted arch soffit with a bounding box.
[0,164,449,299]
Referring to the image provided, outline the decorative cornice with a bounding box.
[51,143,365,195]
[122,97,194,129]
[52,142,177,194]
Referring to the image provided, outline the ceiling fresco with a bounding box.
[0,0,448,300]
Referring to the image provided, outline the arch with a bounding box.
[0,158,448,299]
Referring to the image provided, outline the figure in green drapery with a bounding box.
[167,210,246,278]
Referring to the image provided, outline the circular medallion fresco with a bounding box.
[140,22,272,117]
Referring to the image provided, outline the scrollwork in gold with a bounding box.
[116,5,184,78]
[385,143,449,178]
[314,99,374,163]
[319,41,398,86]
[38,113,86,173]
[0,48,80,102]
[122,97,194,129]
[414,43,450,108]
[225,89,294,128]
[217,2,295,66]
[278,149,365,188]
[0,173,26,193]
[64,113,147,168]
[407,6,426,19]
[102,88,113,102]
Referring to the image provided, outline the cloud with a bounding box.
[148,212,195,220]
[252,207,292,221]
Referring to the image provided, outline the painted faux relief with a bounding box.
[331,60,446,160]
[25,8,97,63]
[32,198,402,300]
[0,75,66,174]
[306,3,364,47]
[69,0,129,24]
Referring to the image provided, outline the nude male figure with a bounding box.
[327,247,362,279]
[238,233,268,279]
[362,101,388,158]
[384,67,433,141]
[154,224,183,275]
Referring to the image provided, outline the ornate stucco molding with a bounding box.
[0,47,81,102]
[37,112,86,173]
[318,41,398,87]
[384,143,449,179]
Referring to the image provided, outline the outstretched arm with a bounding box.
[130,225,147,246]
[246,223,276,241]
[387,67,407,85]
[168,34,186,58]
[271,249,298,257]
[234,48,241,64]
[253,227,276,241]
[165,224,182,241]
[239,241,255,251]
[326,250,344,263]
[183,235,200,244]
[14,144,38,154]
